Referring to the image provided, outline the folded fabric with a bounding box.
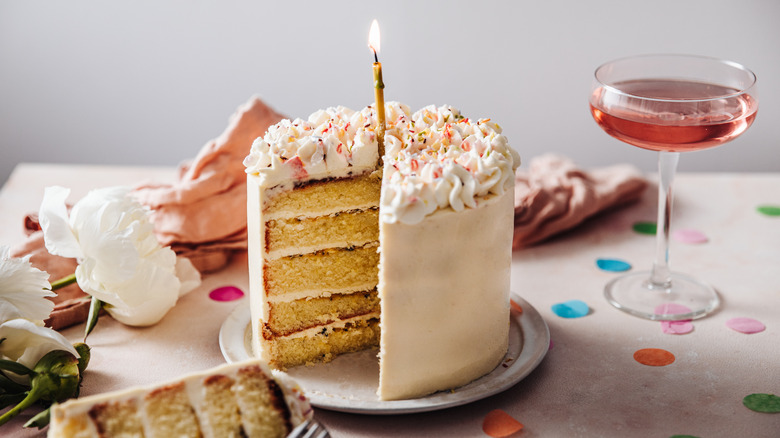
[513,153,648,249]
[132,96,286,272]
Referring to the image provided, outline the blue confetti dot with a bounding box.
[551,300,590,318]
[596,258,632,272]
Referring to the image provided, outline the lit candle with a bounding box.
[368,19,385,155]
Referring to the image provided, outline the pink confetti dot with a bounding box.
[726,317,766,334]
[209,286,245,302]
[654,303,692,317]
[661,320,694,335]
[672,228,708,244]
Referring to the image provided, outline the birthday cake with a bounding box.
[47,359,311,438]
[244,102,519,400]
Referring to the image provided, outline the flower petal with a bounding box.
[0,319,77,372]
[0,245,55,322]
[176,257,201,297]
[39,186,83,259]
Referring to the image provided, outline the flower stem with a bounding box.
[50,273,77,291]
[0,384,44,426]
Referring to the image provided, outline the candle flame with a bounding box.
[368,19,380,56]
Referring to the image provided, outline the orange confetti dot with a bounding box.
[482,409,523,437]
[510,299,523,314]
[633,348,675,366]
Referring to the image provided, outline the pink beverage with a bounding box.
[590,79,758,152]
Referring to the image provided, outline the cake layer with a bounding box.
[265,208,379,259]
[87,399,143,436]
[260,317,380,369]
[232,365,292,437]
[262,171,381,220]
[145,382,201,436]
[47,360,311,438]
[263,243,379,297]
[266,289,380,337]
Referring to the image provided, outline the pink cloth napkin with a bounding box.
[512,154,648,249]
[132,96,287,273]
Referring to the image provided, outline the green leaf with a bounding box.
[23,406,51,429]
[0,371,29,393]
[74,343,91,375]
[84,297,103,341]
[0,359,35,376]
[0,393,26,410]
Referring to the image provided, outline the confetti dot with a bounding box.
[672,229,708,244]
[482,409,524,437]
[633,348,675,366]
[654,303,692,316]
[596,258,632,272]
[756,205,780,217]
[743,393,780,413]
[209,286,245,302]
[725,317,766,334]
[510,299,523,314]
[551,300,590,318]
[661,320,694,335]
[632,221,657,235]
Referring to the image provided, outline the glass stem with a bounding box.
[649,151,679,290]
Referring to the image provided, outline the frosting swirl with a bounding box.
[380,104,520,224]
[244,103,520,224]
[243,105,380,187]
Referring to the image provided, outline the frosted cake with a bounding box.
[245,102,519,400]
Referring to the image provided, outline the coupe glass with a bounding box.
[589,54,758,320]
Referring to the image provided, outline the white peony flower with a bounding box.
[0,246,77,383]
[0,245,55,323]
[38,186,200,327]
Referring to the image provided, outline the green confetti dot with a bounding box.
[632,221,657,235]
[743,393,780,413]
[756,205,780,217]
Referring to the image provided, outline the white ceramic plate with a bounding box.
[219,294,549,415]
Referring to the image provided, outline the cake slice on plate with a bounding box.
[47,359,311,438]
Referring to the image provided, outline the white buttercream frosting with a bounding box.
[243,106,380,187]
[244,102,520,225]
[381,104,520,224]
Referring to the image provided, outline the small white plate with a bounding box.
[219,295,549,414]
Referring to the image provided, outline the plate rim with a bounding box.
[219,294,549,414]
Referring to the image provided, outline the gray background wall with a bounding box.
[2,0,778,187]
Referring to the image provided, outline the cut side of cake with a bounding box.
[47,359,311,438]
[245,102,520,400]
[246,107,387,370]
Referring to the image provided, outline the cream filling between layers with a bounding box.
[261,201,379,222]
[265,285,377,304]
[261,313,380,341]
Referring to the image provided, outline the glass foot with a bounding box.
[604,271,719,320]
